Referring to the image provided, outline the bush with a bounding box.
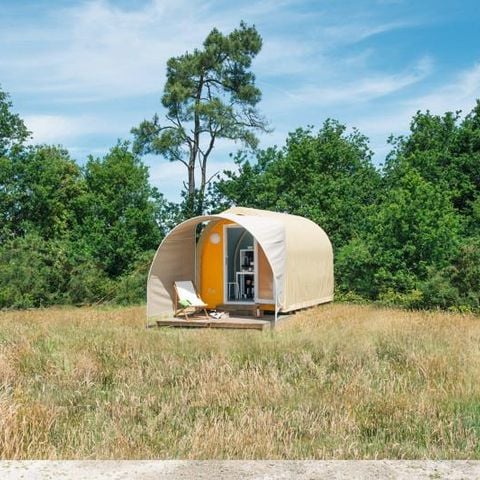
[66,260,114,305]
[111,251,154,305]
[417,270,460,311]
[0,234,57,308]
[334,290,368,304]
[418,237,480,312]
[335,239,375,298]
[0,234,117,309]
[377,288,424,309]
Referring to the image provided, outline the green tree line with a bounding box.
[1,92,479,311]
[212,107,480,312]
[0,88,180,308]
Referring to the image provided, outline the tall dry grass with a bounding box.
[0,303,479,459]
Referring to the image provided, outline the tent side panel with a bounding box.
[147,229,196,319]
[257,243,274,301]
[283,218,334,311]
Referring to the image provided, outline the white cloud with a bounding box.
[148,159,185,184]
[255,38,322,77]
[147,157,239,202]
[24,113,128,144]
[24,114,98,143]
[353,112,410,137]
[3,0,478,202]
[412,63,480,114]
[322,20,416,45]
[0,0,426,104]
[270,56,433,107]
[352,63,480,143]
[2,0,224,102]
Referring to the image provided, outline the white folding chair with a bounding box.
[174,281,209,320]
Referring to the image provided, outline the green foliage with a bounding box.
[336,168,462,301]
[377,289,424,309]
[0,234,54,308]
[0,91,169,309]
[1,145,85,241]
[335,239,375,298]
[111,250,155,305]
[385,103,480,220]
[334,102,480,309]
[373,170,460,288]
[81,143,163,277]
[418,237,480,312]
[64,256,114,306]
[0,233,115,309]
[213,105,480,312]
[212,121,380,248]
[0,87,30,156]
[0,81,479,313]
[132,21,269,216]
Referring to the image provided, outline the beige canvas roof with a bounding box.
[147,207,333,321]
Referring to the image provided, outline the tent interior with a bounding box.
[198,219,275,311]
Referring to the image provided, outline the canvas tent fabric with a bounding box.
[147,207,334,321]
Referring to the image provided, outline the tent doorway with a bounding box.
[224,225,274,304]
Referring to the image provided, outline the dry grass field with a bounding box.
[0,303,479,459]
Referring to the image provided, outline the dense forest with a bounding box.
[1,85,479,312]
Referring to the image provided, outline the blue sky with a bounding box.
[1,0,479,201]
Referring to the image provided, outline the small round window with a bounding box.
[209,232,221,244]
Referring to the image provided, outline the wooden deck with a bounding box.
[155,315,271,331]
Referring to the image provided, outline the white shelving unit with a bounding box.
[239,248,254,271]
[237,248,255,300]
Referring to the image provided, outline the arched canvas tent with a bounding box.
[147,207,333,323]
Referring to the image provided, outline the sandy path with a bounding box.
[1,460,480,479]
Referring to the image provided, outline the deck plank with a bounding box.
[156,316,270,330]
